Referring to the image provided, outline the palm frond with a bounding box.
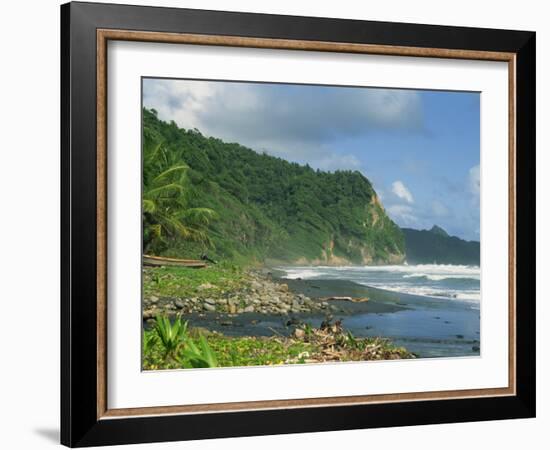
[142,132,218,252]
[142,199,156,213]
[144,183,184,199]
[144,141,165,165]
[177,207,217,225]
[152,164,189,183]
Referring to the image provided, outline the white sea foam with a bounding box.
[281,264,479,280]
[278,263,480,306]
[361,264,480,279]
[282,269,329,279]
[364,283,480,304]
[403,273,479,281]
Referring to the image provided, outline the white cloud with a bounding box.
[468,165,480,210]
[142,78,217,129]
[391,180,414,204]
[315,154,361,171]
[469,165,480,196]
[365,89,422,126]
[386,204,418,226]
[143,78,424,164]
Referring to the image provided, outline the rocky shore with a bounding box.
[143,270,339,320]
[142,265,478,360]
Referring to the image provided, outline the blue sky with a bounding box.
[143,78,480,241]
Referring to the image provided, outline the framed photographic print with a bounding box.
[60,1,536,447]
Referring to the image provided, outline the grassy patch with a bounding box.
[204,334,314,367]
[143,264,250,299]
[143,328,317,370]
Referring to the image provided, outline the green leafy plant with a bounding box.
[303,323,314,338]
[346,330,361,350]
[179,334,219,368]
[154,315,188,359]
[143,331,158,354]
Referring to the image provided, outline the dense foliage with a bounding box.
[142,108,404,264]
[402,225,480,265]
[142,116,217,254]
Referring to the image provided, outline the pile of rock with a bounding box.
[142,271,336,319]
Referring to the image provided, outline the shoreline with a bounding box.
[142,264,480,360]
[143,266,410,321]
[271,270,410,314]
[141,266,420,369]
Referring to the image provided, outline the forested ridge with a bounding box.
[402,226,480,265]
[142,108,405,265]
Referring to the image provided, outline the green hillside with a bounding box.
[402,226,480,265]
[142,108,405,265]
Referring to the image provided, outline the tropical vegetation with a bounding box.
[142,315,413,370]
[142,115,217,255]
[142,108,404,264]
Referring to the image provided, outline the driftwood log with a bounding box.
[321,296,370,303]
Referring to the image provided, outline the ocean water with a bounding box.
[278,264,481,358]
[280,264,480,308]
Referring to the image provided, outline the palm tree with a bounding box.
[142,130,216,254]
